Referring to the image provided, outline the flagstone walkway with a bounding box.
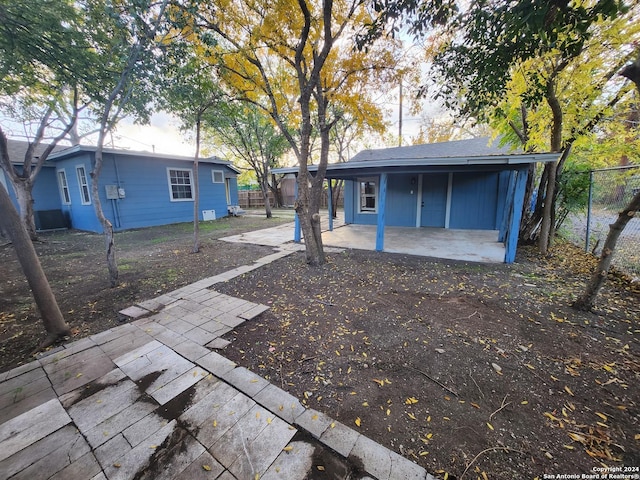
[0,241,435,480]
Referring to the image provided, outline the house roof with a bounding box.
[48,144,242,173]
[4,139,68,166]
[272,137,560,178]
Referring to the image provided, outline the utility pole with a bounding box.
[398,78,403,147]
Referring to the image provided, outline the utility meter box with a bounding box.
[105,185,119,199]
[202,210,216,221]
[105,185,125,199]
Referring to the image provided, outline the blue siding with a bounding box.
[421,173,448,227]
[56,153,103,232]
[1,166,61,213]
[48,151,238,233]
[449,172,500,229]
[385,174,418,227]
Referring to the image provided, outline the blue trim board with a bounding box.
[504,168,528,263]
[376,173,388,251]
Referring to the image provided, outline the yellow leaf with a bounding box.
[563,444,575,450]
[312,414,318,420]
[568,432,586,443]
[255,474,260,480]
[444,395,451,401]
[419,451,429,456]
[283,446,293,452]
[426,433,433,439]
[372,378,385,387]
[113,463,121,468]
[407,413,417,420]
[405,397,418,404]
[525,364,535,370]
[330,422,336,429]
[634,434,640,440]
[487,422,494,431]
[427,416,431,422]
[386,408,391,416]
[482,472,489,480]
[256,412,261,419]
[564,386,574,396]
[470,402,480,409]
[595,412,608,422]
[521,400,529,405]
[362,402,369,407]
[267,417,272,424]
[355,417,361,427]
[317,466,325,471]
[202,465,212,471]
[213,420,217,427]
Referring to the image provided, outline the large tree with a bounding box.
[0,131,70,349]
[203,100,290,219]
[0,0,97,239]
[183,0,400,265]
[575,51,640,310]
[83,0,172,286]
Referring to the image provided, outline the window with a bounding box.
[76,166,91,205]
[358,177,377,213]
[167,168,193,201]
[212,170,224,183]
[57,170,71,205]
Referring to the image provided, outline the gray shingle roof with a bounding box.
[350,137,516,162]
[5,139,67,165]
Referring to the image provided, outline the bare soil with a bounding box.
[1,219,639,480]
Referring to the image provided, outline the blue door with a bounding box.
[421,173,448,227]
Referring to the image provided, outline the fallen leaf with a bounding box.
[283,446,294,452]
[487,422,494,431]
[202,465,211,471]
[407,413,417,420]
[355,417,361,427]
[373,378,385,387]
[405,397,419,405]
[113,463,121,468]
[568,432,586,443]
[564,386,574,396]
[492,363,502,374]
[317,466,325,471]
[521,401,529,405]
[470,402,480,409]
[595,412,608,422]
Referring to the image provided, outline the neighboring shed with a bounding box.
[273,137,559,263]
[42,145,240,233]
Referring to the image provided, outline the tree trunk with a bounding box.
[90,151,118,287]
[538,75,564,254]
[14,180,38,240]
[574,190,640,311]
[296,172,326,266]
[0,179,70,347]
[193,119,201,253]
[260,180,272,218]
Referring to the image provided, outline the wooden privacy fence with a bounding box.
[238,189,344,209]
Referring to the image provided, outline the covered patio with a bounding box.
[322,224,505,263]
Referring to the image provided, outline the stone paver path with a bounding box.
[0,242,435,480]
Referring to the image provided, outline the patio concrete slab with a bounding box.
[323,224,506,263]
[0,245,435,480]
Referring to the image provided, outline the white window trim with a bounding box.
[358,177,378,214]
[57,169,71,205]
[212,170,224,183]
[76,165,91,205]
[167,167,194,202]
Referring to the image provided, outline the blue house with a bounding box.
[2,141,241,233]
[275,137,559,263]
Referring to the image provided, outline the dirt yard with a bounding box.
[1,218,639,480]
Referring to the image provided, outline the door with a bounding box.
[421,173,448,227]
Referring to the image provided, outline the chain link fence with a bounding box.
[562,165,640,281]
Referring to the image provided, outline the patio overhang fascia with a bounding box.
[271,152,560,179]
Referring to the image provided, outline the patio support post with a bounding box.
[504,168,528,263]
[499,171,517,242]
[376,173,388,251]
[294,176,301,243]
[327,179,334,231]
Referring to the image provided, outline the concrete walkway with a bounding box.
[0,244,434,480]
